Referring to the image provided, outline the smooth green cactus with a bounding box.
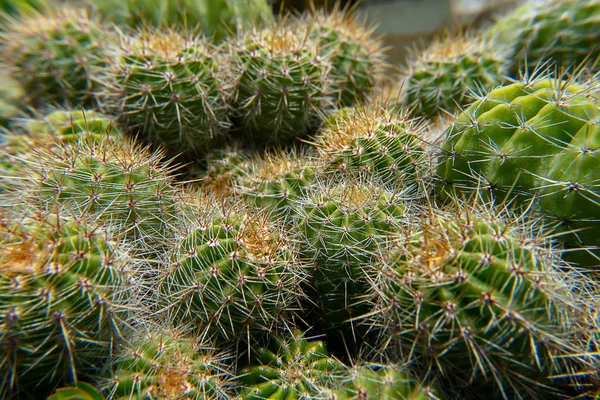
[98,28,231,156]
[305,8,386,107]
[9,138,177,241]
[314,105,427,185]
[366,205,591,398]
[48,382,105,400]
[403,32,509,118]
[436,76,600,257]
[230,22,332,144]
[237,330,346,399]
[0,208,130,399]
[160,195,309,343]
[102,326,233,400]
[1,7,110,108]
[484,0,600,76]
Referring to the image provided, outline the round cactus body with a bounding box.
[100,29,231,156]
[0,67,24,128]
[1,8,110,108]
[0,208,130,398]
[237,330,345,399]
[161,197,308,343]
[230,23,331,144]
[314,105,426,185]
[198,143,250,197]
[484,0,600,76]
[103,327,232,400]
[369,208,590,398]
[305,9,386,107]
[403,32,509,118]
[437,77,600,252]
[12,139,177,241]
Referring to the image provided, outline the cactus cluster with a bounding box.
[1,0,599,399]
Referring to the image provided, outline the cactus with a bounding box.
[332,364,438,400]
[0,207,130,398]
[484,0,600,76]
[403,31,509,118]
[1,7,110,108]
[365,203,591,398]
[230,22,332,144]
[436,75,600,258]
[48,382,105,400]
[98,28,231,156]
[159,194,309,344]
[304,8,386,107]
[197,143,250,197]
[102,326,233,400]
[313,105,427,186]
[237,330,346,399]
[6,138,178,241]
[0,67,24,128]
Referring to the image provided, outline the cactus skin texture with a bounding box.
[1,7,109,108]
[0,67,24,128]
[48,382,105,400]
[293,179,406,340]
[403,32,509,118]
[314,105,426,185]
[237,330,346,399]
[367,206,591,399]
[99,29,231,156]
[304,9,385,107]
[230,23,331,144]
[11,138,177,241]
[331,364,438,400]
[160,195,308,344]
[197,143,250,198]
[484,0,600,76]
[437,76,600,257]
[103,327,233,400]
[0,208,130,399]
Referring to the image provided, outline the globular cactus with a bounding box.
[230,22,332,144]
[98,28,231,156]
[197,143,250,197]
[237,330,346,399]
[331,364,439,400]
[304,8,386,107]
[159,194,309,344]
[235,147,319,215]
[292,178,407,340]
[6,138,178,241]
[102,325,233,400]
[48,383,105,400]
[365,203,592,398]
[484,0,600,77]
[403,31,509,118]
[0,207,130,399]
[313,105,427,186]
[1,7,110,108]
[436,75,600,259]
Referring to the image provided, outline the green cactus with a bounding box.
[0,207,130,398]
[8,138,177,241]
[314,105,427,185]
[1,7,111,108]
[332,364,438,400]
[0,67,24,128]
[103,326,233,400]
[98,28,231,156]
[160,195,309,343]
[230,22,332,144]
[484,0,600,76]
[237,330,346,399]
[305,8,386,107]
[403,32,509,118]
[197,143,250,197]
[436,76,600,259]
[48,382,105,400]
[367,205,591,398]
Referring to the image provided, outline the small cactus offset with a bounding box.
[197,143,250,197]
[98,28,231,156]
[403,31,509,118]
[304,8,387,107]
[159,194,309,344]
[230,22,332,144]
[0,207,131,398]
[1,7,111,108]
[237,330,346,399]
[48,383,105,400]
